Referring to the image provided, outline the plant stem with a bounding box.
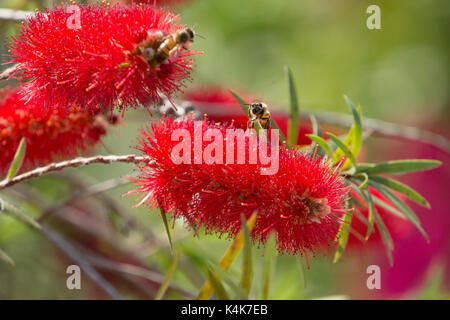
[0,154,149,190]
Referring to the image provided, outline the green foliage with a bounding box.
[207,268,230,300]
[155,248,181,300]
[331,96,362,169]
[286,67,300,147]
[240,214,253,298]
[333,204,352,263]
[327,132,357,167]
[261,233,276,300]
[369,176,430,208]
[6,138,26,180]
[369,181,429,241]
[0,197,41,231]
[197,213,257,300]
[356,160,442,175]
[160,208,174,253]
[0,247,15,266]
[307,134,333,157]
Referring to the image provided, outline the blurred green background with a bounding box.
[0,0,448,299]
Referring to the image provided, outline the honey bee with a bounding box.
[247,101,271,130]
[149,27,195,67]
[119,28,195,70]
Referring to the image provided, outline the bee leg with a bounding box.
[262,119,271,130]
[247,119,254,129]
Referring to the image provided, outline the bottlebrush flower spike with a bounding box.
[128,117,350,256]
[0,86,112,172]
[8,4,199,113]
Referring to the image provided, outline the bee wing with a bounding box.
[168,45,183,63]
[147,30,167,48]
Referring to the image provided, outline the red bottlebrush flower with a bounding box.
[9,4,199,113]
[0,86,111,172]
[128,117,350,256]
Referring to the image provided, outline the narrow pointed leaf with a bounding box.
[327,133,356,167]
[207,268,230,300]
[364,189,375,240]
[6,138,26,180]
[351,187,394,262]
[344,95,363,159]
[373,210,394,266]
[210,263,247,299]
[261,233,276,300]
[333,205,353,263]
[286,67,300,147]
[197,213,257,300]
[159,208,173,253]
[307,134,333,157]
[0,248,15,266]
[229,90,249,115]
[240,214,253,297]
[2,199,41,230]
[332,95,362,169]
[309,114,322,138]
[357,160,442,175]
[372,196,405,219]
[369,181,429,241]
[356,173,369,189]
[297,256,307,289]
[154,248,181,300]
[369,176,430,208]
[352,206,369,226]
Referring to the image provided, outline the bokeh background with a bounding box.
[0,0,448,299]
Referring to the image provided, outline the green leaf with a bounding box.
[159,208,173,253]
[327,132,356,167]
[197,213,257,300]
[207,268,230,300]
[352,206,369,225]
[297,256,307,289]
[309,115,322,138]
[229,90,286,142]
[2,199,41,231]
[373,210,394,266]
[154,248,181,300]
[261,233,276,300]
[209,263,247,299]
[351,186,393,264]
[357,159,442,175]
[333,204,352,263]
[369,181,429,241]
[229,90,249,115]
[371,196,405,219]
[332,96,362,169]
[356,173,369,189]
[364,189,375,240]
[307,134,333,157]
[344,95,363,159]
[286,67,300,147]
[369,176,430,208]
[240,215,253,298]
[6,138,26,180]
[0,248,15,267]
